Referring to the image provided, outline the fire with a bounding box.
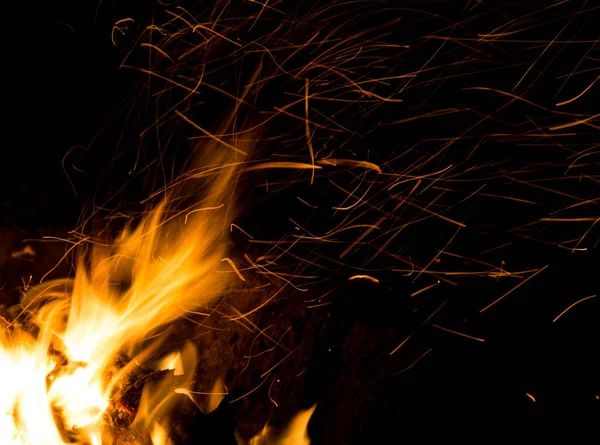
[0,154,198,442]
[248,405,317,445]
[0,146,316,443]
[1,195,227,443]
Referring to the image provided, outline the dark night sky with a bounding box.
[1,0,598,442]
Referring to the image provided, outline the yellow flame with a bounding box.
[248,405,317,445]
[0,126,320,443]
[277,405,316,445]
[158,351,184,376]
[0,149,240,444]
[206,377,227,414]
[151,422,172,445]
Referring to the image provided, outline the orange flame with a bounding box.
[247,405,317,445]
[0,150,240,444]
[1,143,316,443]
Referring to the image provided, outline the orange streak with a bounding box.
[175,110,247,156]
[348,275,380,283]
[553,295,597,322]
[305,78,315,184]
[480,265,549,313]
[221,258,247,282]
[432,324,485,343]
[556,76,599,106]
[394,349,433,375]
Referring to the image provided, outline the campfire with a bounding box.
[0,147,316,444]
[2,0,598,443]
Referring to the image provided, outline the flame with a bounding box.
[150,423,172,445]
[247,405,317,445]
[0,151,240,444]
[0,145,315,444]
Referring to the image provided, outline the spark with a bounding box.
[348,275,380,283]
[245,162,322,171]
[297,197,319,208]
[432,324,485,343]
[230,311,284,352]
[221,258,247,282]
[478,193,540,206]
[415,226,462,281]
[40,237,89,283]
[410,281,440,297]
[394,349,433,375]
[177,75,250,106]
[513,7,573,93]
[125,67,203,96]
[191,24,241,47]
[244,254,308,291]
[228,376,270,404]
[229,285,288,321]
[572,217,600,252]
[389,332,414,356]
[549,114,600,131]
[338,222,381,259]
[184,204,225,224]
[140,43,174,62]
[540,217,599,222]
[420,301,448,328]
[111,18,135,45]
[175,110,248,156]
[503,176,587,203]
[461,87,549,112]
[317,158,382,173]
[305,78,316,184]
[480,265,549,313]
[555,76,599,106]
[553,295,597,323]
[230,223,254,239]
[260,345,302,379]
[268,379,279,407]
[379,107,467,126]
[274,106,343,133]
